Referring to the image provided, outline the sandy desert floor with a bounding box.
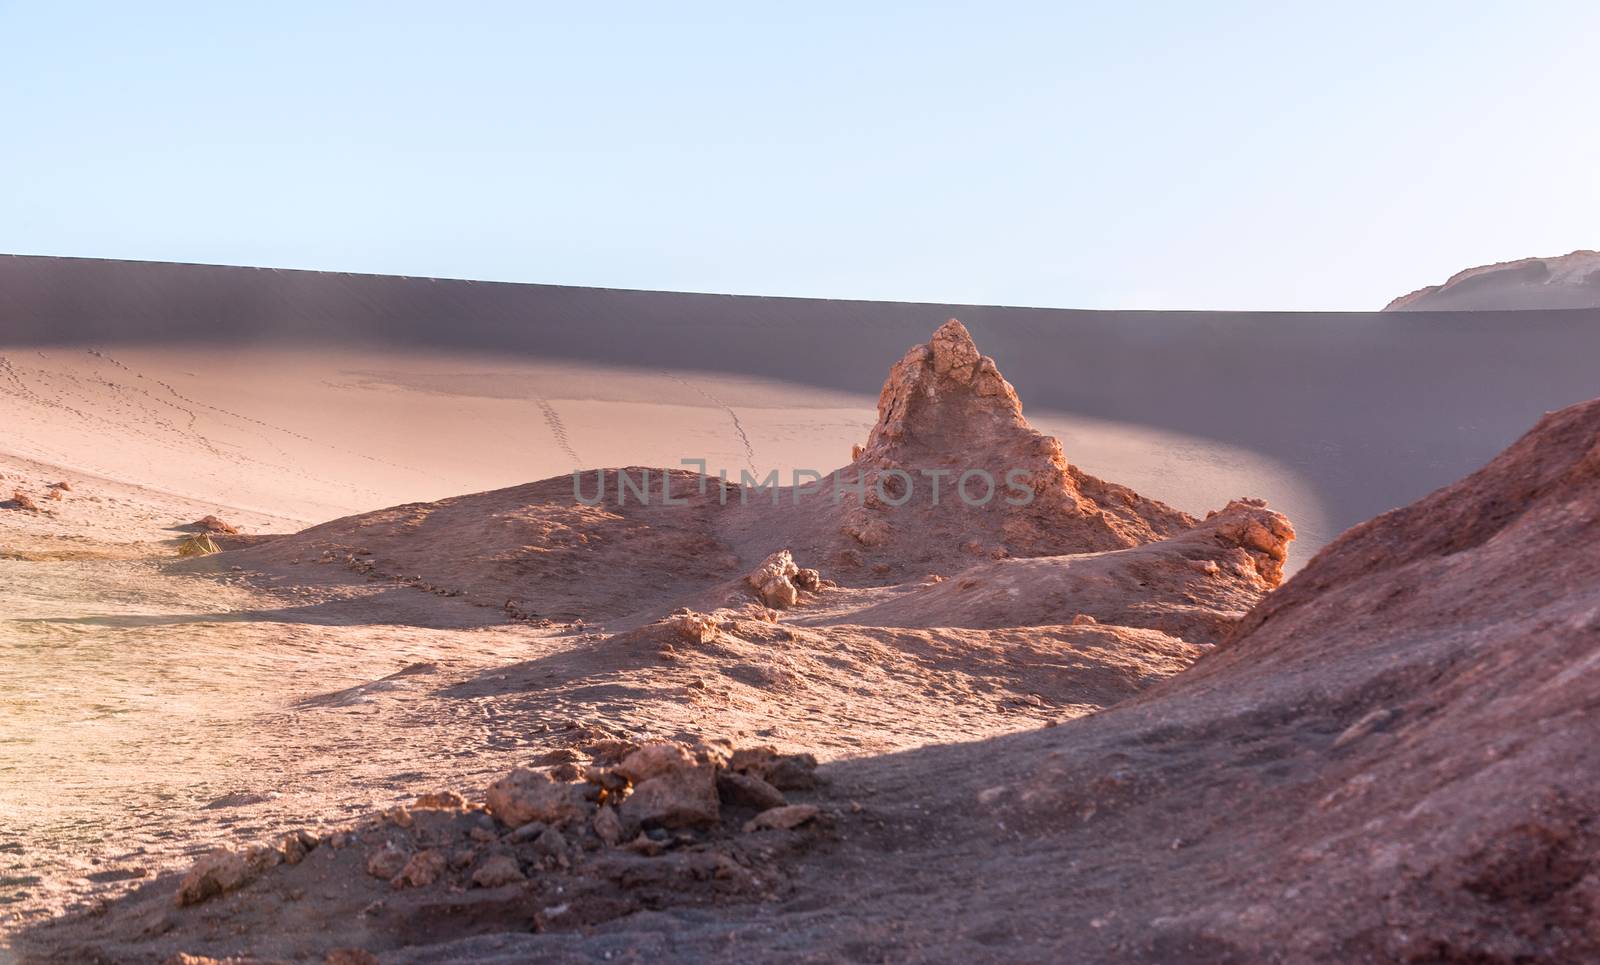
[0,457,1193,948]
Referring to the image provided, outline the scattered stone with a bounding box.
[506,820,549,844]
[48,480,71,491]
[202,791,276,810]
[391,849,446,889]
[6,491,40,512]
[592,806,623,846]
[614,742,695,783]
[665,610,719,644]
[193,514,239,535]
[616,742,720,829]
[717,770,787,810]
[623,832,666,856]
[533,828,570,866]
[365,844,409,880]
[485,768,591,828]
[580,738,642,766]
[726,747,819,791]
[174,848,260,907]
[746,550,820,608]
[743,804,820,833]
[549,761,584,783]
[280,829,318,865]
[413,790,466,810]
[471,854,526,888]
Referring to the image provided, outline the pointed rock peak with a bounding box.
[861,318,1026,456]
[838,318,1200,567]
[928,318,981,374]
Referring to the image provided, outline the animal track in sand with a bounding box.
[664,373,758,474]
[535,398,581,467]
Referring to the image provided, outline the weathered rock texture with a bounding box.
[828,498,1294,644]
[836,320,1195,568]
[745,549,819,608]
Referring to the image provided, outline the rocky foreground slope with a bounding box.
[19,324,1599,962]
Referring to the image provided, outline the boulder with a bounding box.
[471,854,526,888]
[365,844,409,880]
[665,610,719,644]
[616,742,720,829]
[174,848,262,907]
[743,804,820,833]
[717,770,787,810]
[193,514,239,535]
[747,550,806,608]
[592,806,623,846]
[413,789,466,810]
[391,849,447,888]
[726,746,819,791]
[279,829,318,865]
[485,768,592,828]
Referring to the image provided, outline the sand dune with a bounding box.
[7,255,1600,564]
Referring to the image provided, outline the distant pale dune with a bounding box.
[1385,249,1600,311]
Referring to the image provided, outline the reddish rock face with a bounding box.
[836,319,1201,568]
[484,768,592,829]
[616,741,722,830]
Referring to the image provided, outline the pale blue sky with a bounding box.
[3,2,1597,310]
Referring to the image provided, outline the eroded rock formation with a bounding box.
[836,319,1197,569]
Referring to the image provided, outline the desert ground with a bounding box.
[2,258,1599,962]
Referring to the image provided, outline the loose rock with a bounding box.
[743,804,820,833]
[616,742,720,829]
[592,806,623,846]
[175,848,260,907]
[391,849,447,889]
[486,768,591,828]
[717,770,787,810]
[746,550,819,608]
[471,854,526,888]
[365,844,409,880]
